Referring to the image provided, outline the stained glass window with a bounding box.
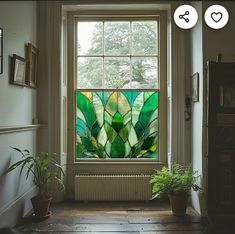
[76,91,159,160]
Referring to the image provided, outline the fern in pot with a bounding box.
[150,164,201,215]
[4,147,64,218]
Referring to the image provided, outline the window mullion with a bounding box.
[130,21,132,89]
[102,21,105,89]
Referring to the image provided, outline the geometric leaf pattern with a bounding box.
[76,91,159,159]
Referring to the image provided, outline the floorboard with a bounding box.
[15,201,207,234]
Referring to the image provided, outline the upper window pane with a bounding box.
[132,21,158,55]
[104,22,130,56]
[77,57,103,88]
[77,22,103,55]
[104,57,130,89]
[76,18,159,89]
[132,57,158,89]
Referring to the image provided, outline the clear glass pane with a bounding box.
[104,58,130,88]
[132,21,158,55]
[104,22,130,55]
[77,57,103,88]
[77,22,103,55]
[131,57,158,89]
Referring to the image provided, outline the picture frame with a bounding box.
[0,28,3,74]
[220,86,235,108]
[11,54,26,86]
[192,72,199,102]
[26,43,39,88]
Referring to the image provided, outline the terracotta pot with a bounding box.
[168,194,188,216]
[31,195,52,217]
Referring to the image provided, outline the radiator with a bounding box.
[75,174,152,201]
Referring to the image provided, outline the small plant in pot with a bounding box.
[150,164,201,216]
[4,147,64,218]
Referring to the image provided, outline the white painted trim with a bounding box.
[0,186,37,228]
[67,9,168,164]
[0,124,47,135]
[62,3,171,12]
[68,161,167,165]
[170,2,187,164]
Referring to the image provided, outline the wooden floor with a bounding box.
[15,201,208,234]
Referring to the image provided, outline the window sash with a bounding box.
[67,11,167,164]
[76,18,159,90]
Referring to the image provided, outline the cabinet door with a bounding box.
[207,62,235,224]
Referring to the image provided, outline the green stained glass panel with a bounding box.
[77,108,86,123]
[93,93,104,126]
[119,122,131,141]
[125,141,131,157]
[76,118,89,138]
[142,135,156,150]
[76,91,159,160]
[105,123,117,143]
[97,92,110,105]
[105,140,112,157]
[148,118,158,135]
[139,92,158,128]
[144,92,153,101]
[123,111,131,125]
[123,92,140,106]
[81,137,94,151]
[111,136,125,158]
[97,126,107,146]
[132,92,144,125]
[106,92,118,116]
[104,111,113,125]
[128,126,138,147]
[91,121,100,138]
[77,92,96,127]
[112,112,124,132]
[117,92,131,116]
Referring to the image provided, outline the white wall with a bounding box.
[0,1,38,227]
[203,1,235,63]
[190,1,204,215]
[190,1,235,215]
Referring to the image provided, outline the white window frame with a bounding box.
[67,10,167,165]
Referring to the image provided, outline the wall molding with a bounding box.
[0,186,37,228]
[0,124,47,135]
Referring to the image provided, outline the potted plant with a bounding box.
[150,164,201,215]
[4,147,64,218]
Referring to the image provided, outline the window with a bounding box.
[77,19,158,89]
[72,14,167,162]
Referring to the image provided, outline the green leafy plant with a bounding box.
[150,164,201,199]
[4,147,65,198]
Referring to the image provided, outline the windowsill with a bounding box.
[70,160,166,165]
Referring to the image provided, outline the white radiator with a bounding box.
[75,174,152,201]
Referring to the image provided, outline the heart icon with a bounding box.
[211,12,223,22]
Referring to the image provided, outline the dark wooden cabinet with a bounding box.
[207,62,235,226]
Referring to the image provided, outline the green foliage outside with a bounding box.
[77,21,158,89]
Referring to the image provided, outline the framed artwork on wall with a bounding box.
[11,54,26,86]
[192,72,199,102]
[0,28,3,74]
[26,43,39,88]
[220,86,235,108]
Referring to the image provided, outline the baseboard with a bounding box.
[0,186,37,228]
